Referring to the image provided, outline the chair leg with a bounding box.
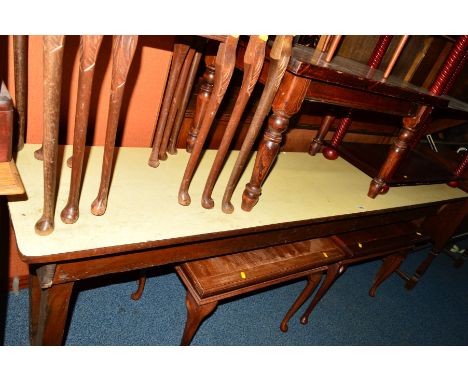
[61,35,103,224]
[148,41,190,167]
[180,291,218,346]
[185,64,215,153]
[308,114,335,156]
[91,35,138,216]
[280,273,321,333]
[34,35,65,236]
[300,263,346,325]
[241,71,309,212]
[131,270,147,301]
[221,36,293,214]
[167,51,203,155]
[13,35,28,151]
[369,252,406,297]
[178,36,238,206]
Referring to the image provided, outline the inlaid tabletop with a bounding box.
[8,144,466,258]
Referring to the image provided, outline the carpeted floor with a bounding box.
[3,241,468,346]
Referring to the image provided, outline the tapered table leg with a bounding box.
[185,64,215,153]
[159,48,196,161]
[300,263,346,325]
[60,35,103,224]
[202,35,266,209]
[241,72,310,212]
[221,35,293,214]
[178,36,238,206]
[280,273,321,333]
[34,35,65,236]
[131,270,147,301]
[369,252,406,297]
[167,51,202,155]
[180,291,217,346]
[13,35,28,151]
[29,265,75,346]
[91,36,138,216]
[148,42,190,168]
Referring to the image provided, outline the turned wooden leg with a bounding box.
[300,263,346,326]
[29,265,75,346]
[185,64,215,153]
[221,36,293,214]
[34,36,65,236]
[178,36,238,206]
[149,42,190,168]
[167,51,202,155]
[308,114,335,156]
[241,72,310,212]
[91,36,138,216]
[13,35,28,151]
[159,48,196,161]
[180,291,218,346]
[131,270,147,301]
[368,106,432,199]
[322,111,353,160]
[405,247,439,290]
[369,252,407,297]
[201,35,266,209]
[61,35,103,224]
[280,273,321,333]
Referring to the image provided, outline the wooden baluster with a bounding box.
[167,51,203,155]
[201,35,267,209]
[158,48,196,161]
[60,36,103,224]
[300,263,346,326]
[148,41,190,168]
[412,49,468,148]
[382,35,409,80]
[13,35,28,151]
[315,36,394,159]
[178,36,238,206]
[368,35,468,198]
[280,273,321,333]
[221,35,293,214]
[34,35,65,236]
[241,72,309,212]
[185,64,215,153]
[369,252,407,297]
[448,151,468,188]
[324,35,342,63]
[91,35,138,216]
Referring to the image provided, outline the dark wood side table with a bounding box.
[234,42,467,212]
[8,144,467,345]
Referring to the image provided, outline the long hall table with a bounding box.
[8,144,467,345]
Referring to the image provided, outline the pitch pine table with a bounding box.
[8,144,467,345]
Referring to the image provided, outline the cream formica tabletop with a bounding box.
[7,144,467,259]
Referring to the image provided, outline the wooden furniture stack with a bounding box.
[5,35,468,345]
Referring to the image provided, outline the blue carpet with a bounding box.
[3,241,468,345]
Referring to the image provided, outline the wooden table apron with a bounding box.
[18,197,464,346]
